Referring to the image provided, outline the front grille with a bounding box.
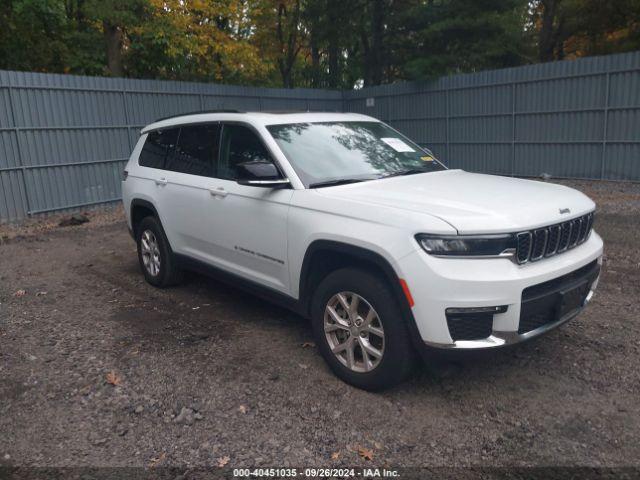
[516,212,594,264]
[446,313,493,341]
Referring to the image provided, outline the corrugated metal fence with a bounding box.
[0,72,342,222]
[345,51,640,182]
[1,51,639,222]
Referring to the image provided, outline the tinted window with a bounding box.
[219,124,273,180]
[166,124,220,177]
[139,129,179,169]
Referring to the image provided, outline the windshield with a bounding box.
[266,121,446,187]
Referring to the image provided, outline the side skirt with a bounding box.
[173,253,307,318]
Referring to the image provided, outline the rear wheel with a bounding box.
[311,267,415,390]
[136,216,183,287]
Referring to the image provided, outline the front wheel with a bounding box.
[311,268,415,390]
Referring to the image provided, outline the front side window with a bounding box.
[267,121,445,187]
[165,124,220,177]
[218,124,274,180]
[139,128,179,169]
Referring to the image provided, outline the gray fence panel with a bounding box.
[345,50,640,183]
[1,51,640,222]
[0,170,28,222]
[0,71,343,221]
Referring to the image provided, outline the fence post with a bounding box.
[600,72,610,180]
[6,79,33,217]
[511,81,516,177]
[445,84,450,164]
[121,84,133,151]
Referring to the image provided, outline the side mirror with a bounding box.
[236,161,290,188]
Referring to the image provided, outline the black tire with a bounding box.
[311,267,415,391]
[136,216,183,287]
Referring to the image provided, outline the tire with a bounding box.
[311,267,415,391]
[136,216,183,287]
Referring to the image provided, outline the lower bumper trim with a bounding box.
[424,289,593,350]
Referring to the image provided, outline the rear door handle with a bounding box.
[155,177,168,186]
[209,187,228,198]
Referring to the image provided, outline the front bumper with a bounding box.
[396,231,603,349]
[424,273,598,349]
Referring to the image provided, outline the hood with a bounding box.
[315,170,595,234]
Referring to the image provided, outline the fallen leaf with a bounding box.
[105,371,121,386]
[238,405,247,414]
[357,446,374,461]
[374,441,383,450]
[331,452,340,460]
[301,341,315,348]
[149,452,166,468]
[13,289,26,297]
[36,291,48,296]
[217,456,230,467]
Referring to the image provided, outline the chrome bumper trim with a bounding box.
[424,287,596,350]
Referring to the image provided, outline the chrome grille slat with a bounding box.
[516,232,533,264]
[586,212,594,240]
[516,212,594,265]
[558,221,571,252]
[545,225,561,256]
[569,218,581,247]
[530,229,548,261]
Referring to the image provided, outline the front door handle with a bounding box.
[209,187,228,198]
[155,177,168,186]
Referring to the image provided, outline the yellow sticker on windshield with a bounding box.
[421,155,434,162]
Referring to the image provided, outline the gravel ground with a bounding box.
[0,179,639,470]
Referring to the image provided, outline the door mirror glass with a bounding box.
[236,161,290,188]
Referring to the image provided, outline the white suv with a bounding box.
[122,111,603,390]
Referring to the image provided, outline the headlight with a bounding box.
[415,233,516,258]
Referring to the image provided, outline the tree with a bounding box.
[536,0,566,61]
[82,0,147,76]
[531,0,640,61]
[252,0,305,88]
[0,0,70,72]
[127,0,270,84]
[300,0,359,88]
[401,0,531,79]
[0,0,638,87]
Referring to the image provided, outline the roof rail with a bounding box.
[259,109,308,114]
[153,109,244,122]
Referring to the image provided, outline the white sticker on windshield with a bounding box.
[381,137,415,152]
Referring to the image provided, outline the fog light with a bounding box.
[445,305,508,315]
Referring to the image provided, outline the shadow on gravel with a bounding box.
[109,267,309,349]
[114,264,569,396]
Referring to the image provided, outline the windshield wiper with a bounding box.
[380,168,429,179]
[309,178,366,188]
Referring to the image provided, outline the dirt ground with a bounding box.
[1,179,639,470]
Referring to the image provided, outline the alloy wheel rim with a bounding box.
[140,229,161,277]
[324,292,385,373]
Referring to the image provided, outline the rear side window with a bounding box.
[166,124,220,177]
[219,124,273,180]
[139,129,179,169]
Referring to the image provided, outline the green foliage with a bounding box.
[0,0,638,86]
[401,0,532,80]
[0,0,70,72]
